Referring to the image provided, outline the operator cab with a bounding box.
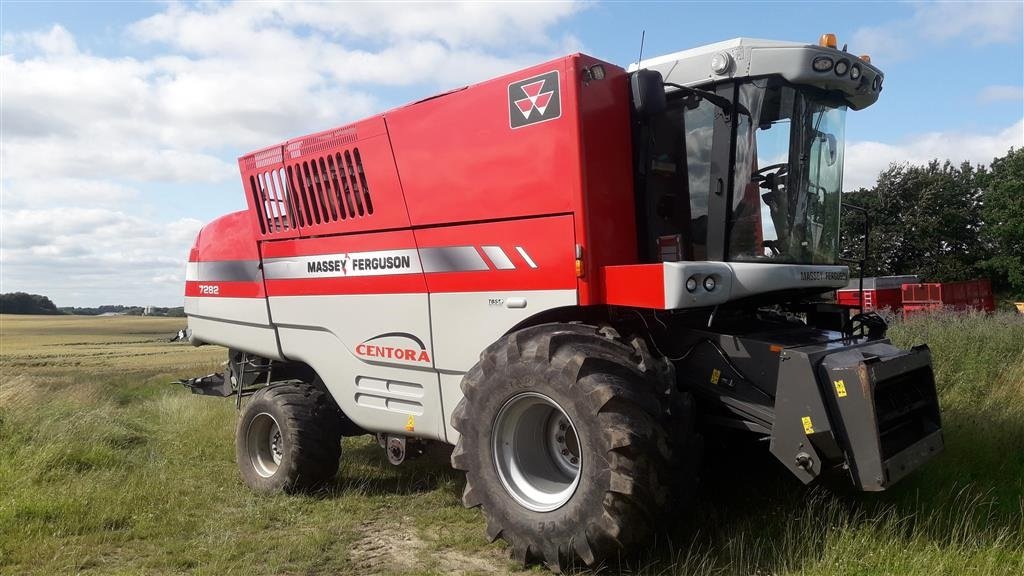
[629,35,882,288]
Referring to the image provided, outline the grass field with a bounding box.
[0,313,1021,575]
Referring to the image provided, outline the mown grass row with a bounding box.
[0,313,1021,575]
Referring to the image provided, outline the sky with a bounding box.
[1,1,1022,307]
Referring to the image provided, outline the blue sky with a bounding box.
[2,1,1022,307]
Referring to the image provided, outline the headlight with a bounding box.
[710,52,732,75]
[812,56,834,72]
[850,64,861,80]
[834,59,850,76]
[686,276,698,292]
[703,276,717,291]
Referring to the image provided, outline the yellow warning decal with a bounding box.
[710,368,721,385]
[802,416,814,434]
[405,415,415,432]
[834,379,848,398]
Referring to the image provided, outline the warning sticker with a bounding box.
[801,416,814,435]
[834,379,848,398]
[710,368,721,385]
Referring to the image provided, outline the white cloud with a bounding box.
[978,85,1024,103]
[844,118,1024,190]
[0,178,138,209]
[851,1,1023,63]
[0,2,584,306]
[2,23,77,55]
[0,207,203,306]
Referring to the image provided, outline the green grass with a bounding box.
[0,312,1021,575]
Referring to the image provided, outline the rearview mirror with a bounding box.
[826,133,838,166]
[630,69,666,117]
[815,132,839,166]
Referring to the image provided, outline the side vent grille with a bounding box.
[286,147,373,226]
[248,168,295,234]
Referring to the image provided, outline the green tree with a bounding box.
[978,148,1024,297]
[841,160,985,281]
[0,293,62,315]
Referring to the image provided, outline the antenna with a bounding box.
[636,30,646,67]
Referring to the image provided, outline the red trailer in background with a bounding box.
[901,279,995,316]
[835,276,919,312]
[836,276,995,315]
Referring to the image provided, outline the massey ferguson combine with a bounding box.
[181,34,943,571]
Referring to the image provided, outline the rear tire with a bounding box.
[451,323,699,572]
[236,380,342,493]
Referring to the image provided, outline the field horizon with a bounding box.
[0,312,1021,575]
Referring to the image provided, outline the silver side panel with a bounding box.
[662,263,849,309]
[185,295,270,325]
[269,294,445,441]
[266,289,576,443]
[727,263,849,297]
[185,296,281,359]
[429,289,577,372]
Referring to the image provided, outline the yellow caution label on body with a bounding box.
[834,379,848,398]
[405,415,415,432]
[801,416,814,435]
[710,368,721,385]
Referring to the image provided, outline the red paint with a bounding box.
[836,288,903,312]
[901,279,995,316]
[414,215,577,293]
[185,281,265,298]
[189,211,259,262]
[601,264,666,309]
[192,53,645,305]
[355,343,431,364]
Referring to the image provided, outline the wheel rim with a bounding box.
[247,412,283,478]
[492,392,582,512]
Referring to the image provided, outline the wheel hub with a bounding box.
[492,392,582,512]
[247,412,283,478]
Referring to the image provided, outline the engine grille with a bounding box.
[246,147,374,235]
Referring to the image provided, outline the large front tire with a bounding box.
[235,381,342,493]
[451,323,698,572]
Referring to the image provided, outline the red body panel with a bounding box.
[185,281,265,299]
[571,55,638,304]
[186,211,264,298]
[238,117,411,241]
[192,211,260,261]
[413,215,577,293]
[197,53,641,308]
[601,264,665,309]
[386,59,578,228]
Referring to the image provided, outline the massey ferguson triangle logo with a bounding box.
[508,70,561,129]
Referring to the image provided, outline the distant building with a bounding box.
[143,306,154,316]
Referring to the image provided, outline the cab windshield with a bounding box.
[729,80,847,264]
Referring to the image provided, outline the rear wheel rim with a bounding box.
[492,392,582,512]
[247,412,283,478]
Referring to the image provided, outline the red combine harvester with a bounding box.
[179,34,943,571]
[836,277,994,315]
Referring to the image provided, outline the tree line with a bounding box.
[840,148,1023,298]
[0,293,184,317]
